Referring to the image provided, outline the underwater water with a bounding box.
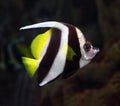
[0,0,120,106]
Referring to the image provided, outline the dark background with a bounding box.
[0,0,120,106]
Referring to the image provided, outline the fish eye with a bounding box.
[83,43,91,52]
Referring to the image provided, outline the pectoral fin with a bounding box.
[62,44,76,61]
[67,46,76,61]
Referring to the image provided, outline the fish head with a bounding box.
[80,41,99,68]
[82,41,99,60]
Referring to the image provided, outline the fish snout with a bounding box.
[93,47,100,54]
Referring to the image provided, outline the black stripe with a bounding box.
[62,24,81,78]
[37,28,61,84]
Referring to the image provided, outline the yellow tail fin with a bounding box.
[22,57,39,77]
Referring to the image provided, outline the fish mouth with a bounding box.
[90,47,100,58]
[93,47,100,54]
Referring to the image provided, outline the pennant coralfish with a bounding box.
[20,21,99,86]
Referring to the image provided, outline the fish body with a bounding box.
[20,21,99,86]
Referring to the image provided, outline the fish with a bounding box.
[20,21,99,86]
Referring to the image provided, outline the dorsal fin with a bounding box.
[20,21,59,30]
[31,29,52,59]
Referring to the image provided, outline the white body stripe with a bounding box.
[80,58,90,68]
[75,27,86,68]
[39,23,69,86]
[20,21,69,86]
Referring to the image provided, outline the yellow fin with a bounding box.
[67,46,76,61]
[31,29,52,59]
[17,44,33,58]
[62,44,76,61]
[22,57,39,77]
